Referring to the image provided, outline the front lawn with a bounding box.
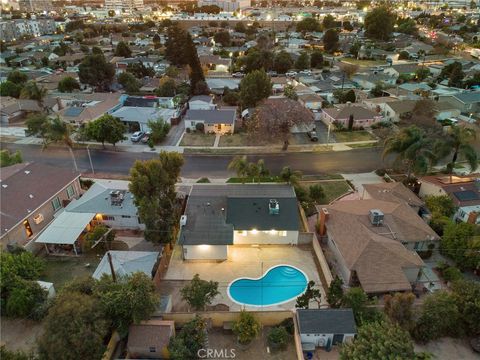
[300,180,352,205]
[219,133,266,147]
[334,131,376,143]
[180,132,216,147]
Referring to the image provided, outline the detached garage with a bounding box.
[297,309,357,349]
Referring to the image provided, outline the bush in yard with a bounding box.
[181,274,219,311]
[233,310,261,345]
[5,279,47,319]
[267,326,289,349]
[279,317,294,335]
[168,316,206,360]
[195,122,205,132]
[442,266,463,283]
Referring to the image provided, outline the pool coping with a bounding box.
[226,264,309,308]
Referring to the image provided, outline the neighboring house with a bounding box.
[127,320,175,359]
[0,162,81,251]
[362,96,399,115]
[36,72,79,92]
[439,92,480,115]
[297,309,357,349]
[322,105,382,128]
[188,95,215,110]
[298,93,324,112]
[178,184,300,261]
[383,99,417,122]
[184,109,236,134]
[383,63,419,78]
[206,78,240,95]
[110,106,177,132]
[92,250,160,280]
[65,181,144,230]
[199,54,231,73]
[0,97,56,124]
[362,182,424,213]
[419,174,480,224]
[319,198,439,294]
[352,72,396,90]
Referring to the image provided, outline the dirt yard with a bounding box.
[0,317,44,353]
[415,337,479,360]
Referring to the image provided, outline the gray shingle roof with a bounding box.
[185,109,236,124]
[297,309,357,334]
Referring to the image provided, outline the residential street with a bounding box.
[1,143,385,178]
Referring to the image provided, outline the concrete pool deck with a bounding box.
[164,245,325,311]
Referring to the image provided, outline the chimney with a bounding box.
[318,208,329,236]
[467,212,478,224]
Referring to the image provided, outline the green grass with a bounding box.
[302,174,344,181]
[197,177,211,183]
[334,131,376,143]
[180,132,216,147]
[339,58,385,67]
[42,252,103,290]
[300,180,352,204]
[226,176,280,183]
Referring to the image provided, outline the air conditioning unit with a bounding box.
[33,213,44,225]
[369,209,384,226]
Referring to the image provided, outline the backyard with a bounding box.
[180,132,216,147]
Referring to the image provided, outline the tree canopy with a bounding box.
[85,114,126,148]
[323,29,339,53]
[239,69,272,108]
[78,54,115,90]
[181,274,219,311]
[114,41,132,57]
[365,6,396,41]
[58,76,80,93]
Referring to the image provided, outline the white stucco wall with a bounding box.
[100,215,144,230]
[182,245,228,261]
[233,230,298,245]
[300,333,355,347]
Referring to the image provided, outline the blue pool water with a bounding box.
[228,265,308,306]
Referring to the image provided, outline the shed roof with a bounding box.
[92,250,159,280]
[297,309,357,334]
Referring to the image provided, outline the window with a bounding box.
[103,215,115,221]
[279,231,287,237]
[121,215,131,218]
[149,346,156,353]
[51,197,61,211]
[66,185,75,199]
[23,220,33,238]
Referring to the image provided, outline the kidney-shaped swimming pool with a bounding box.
[227,265,308,307]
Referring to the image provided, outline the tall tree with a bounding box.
[323,29,339,53]
[326,276,344,308]
[364,6,395,41]
[94,273,159,336]
[296,18,321,32]
[279,166,302,186]
[295,52,310,70]
[340,321,416,360]
[185,33,206,94]
[239,69,272,108]
[25,113,50,146]
[78,54,115,91]
[384,292,416,331]
[19,81,48,110]
[310,50,324,69]
[58,76,80,93]
[86,114,126,148]
[382,126,436,179]
[322,14,337,30]
[181,274,219,311]
[38,292,110,360]
[246,98,314,149]
[441,222,479,271]
[296,280,321,309]
[434,126,478,181]
[47,117,78,171]
[227,155,249,180]
[273,50,293,74]
[129,153,184,244]
[114,41,132,57]
[117,72,141,93]
[450,280,480,336]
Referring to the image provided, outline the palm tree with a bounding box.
[228,155,248,182]
[382,126,436,179]
[47,117,78,171]
[246,162,259,182]
[279,166,302,186]
[434,126,478,182]
[19,81,48,111]
[257,159,269,178]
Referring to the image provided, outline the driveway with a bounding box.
[340,172,384,195]
[315,120,335,144]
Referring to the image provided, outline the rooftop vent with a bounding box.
[269,199,279,215]
[24,170,30,174]
[369,209,384,226]
[109,190,125,206]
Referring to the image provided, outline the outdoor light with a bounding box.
[251,229,258,234]
[199,245,210,250]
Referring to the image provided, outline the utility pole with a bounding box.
[107,251,116,282]
[87,144,95,174]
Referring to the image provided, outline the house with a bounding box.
[188,95,215,110]
[178,184,300,261]
[298,93,324,112]
[110,106,177,132]
[383,63,419,78]
[419,174,480,224]
[362,96,399,115]
[206,78,240,95]
[184,109,236,134]
[319,198,439,294]
[199,54,231,73]
[439,92,480,115]
[0,97,55,124]
[362,182,424,213]
[0,162,81,251]
[352,72,396,90]
[297,309,356,349]
[92,250,160,280]
[321,104,382,129]
[127,320,175,359]
[383,99,417,122]
[65,181,144,230]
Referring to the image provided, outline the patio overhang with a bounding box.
[35,211,96,245]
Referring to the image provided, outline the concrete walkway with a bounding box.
[213,134,221,148]
[341,171,384,195]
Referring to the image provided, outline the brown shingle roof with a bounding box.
[0,162,79,236]
[363,182,424,207]
[420,174,480,207]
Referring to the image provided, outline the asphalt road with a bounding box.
[1,143,385,178]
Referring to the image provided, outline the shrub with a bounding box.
[375,168,386,176]
[195,123,205,132]
[233,310,261,345]
[267,326,289,349]
[442,266,463,282]
[279,317,294,335]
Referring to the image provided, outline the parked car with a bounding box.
[286,71,297,77]
[267,71,278,77]
[232,72,244,78]
[130,131,145,142]
[140,132,151,143]
[299,70,312,76]
[307,130,318,142]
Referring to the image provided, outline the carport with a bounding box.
[35,212,96,256]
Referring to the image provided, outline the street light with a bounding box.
[87,144,94,174]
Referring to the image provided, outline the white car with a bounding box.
[130,131,145,142]
[298,70,312,76]
[286,71,297,77]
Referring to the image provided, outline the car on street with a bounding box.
[267,71,278,77]
[286,71,297,77]
[299,70,312,76]
[130,131,145,142]
[232,72,244,78]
